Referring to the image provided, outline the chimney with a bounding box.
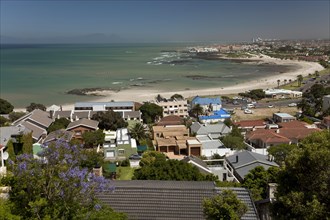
[49,110,54,119]
[235,155,238,163]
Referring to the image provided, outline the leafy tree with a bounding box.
[267,144,296,165]
[134,156,216,181]
[319,59,329,68]
[129,122,146,145]
[242,166,279,201]
[0,199,21,220]
[139,102,163,124]
[0,116,9,126]
[79,149,104,171]
[203,190,248,220]
[26,102,46,112]
[8,111,26,122]
[1,141,125,219]
[92,110,128,130]
[221,126,244,150]
[297,74,303,87]
[170,94,184,100]
[0,98,14,114]
[223,118,233,127]
[191,104,204,118]
[139,151,167,167]
[47,117,71,133]
[272,131,330,219]
[82,129,105,148]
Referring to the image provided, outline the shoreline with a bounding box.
[14,55,324,112]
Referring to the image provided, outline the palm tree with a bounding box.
[284,79,287,85]
[277,79,281,88]
[129,123,146,145]
[191,104,204,119]
[297,75,303,87]
[289,79,292,84]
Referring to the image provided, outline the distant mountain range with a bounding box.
[0,33,127,44]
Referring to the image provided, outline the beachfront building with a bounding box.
[264,89,302,99]
[198,109,231,123]
[155,97,188,117]
[74,101,134,113]
[191,96,222,112]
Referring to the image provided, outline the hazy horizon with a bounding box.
[1,0,329,44]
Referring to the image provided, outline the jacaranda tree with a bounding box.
[2,141,126,219]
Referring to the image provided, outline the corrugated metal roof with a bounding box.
[97,180,258,220]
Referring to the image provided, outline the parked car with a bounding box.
[268,105,274,108]
[244,109,253,114]
[288,103,297,107]
[129,154,142,160]
[247,103,255,108]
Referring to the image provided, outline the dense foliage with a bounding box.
[272,131,330,219]
[0,116,9,126]
[203,190,248,220]
[1,141,126,219]
[242,166,279,201]
[47,118,71,133]
[139,102,163,124]
[298,84,330,117]
[170,93,184,100]
[8,111,26,122]
[129,122,146,145]
[267,144,296,165]
[26,102,46,112]
[92,110,128,130]
[220,125,245,150]
[82,129,105,148]
[133,151,216,181]
[238,89,266,100]
[0,98,14,114]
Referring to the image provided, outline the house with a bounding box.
[264,89,302,99]
[152,125,202,157]
[246,121,320,148]
[196,136,233,157]
[226,150,279,182]
[191,96,222,112]
[234,120,267,132]
[156,115,184,126]
[199,109,231,123]
[323,95,330,112]
[74,101,134,112]
[42,129,74,146]
[190,122,231,139]
[155,97,188,117]
[97,180,259,220]
[103,129,137,160]
[181,155,213,175]
[66,118,99,142]
[273,113,296,123]
[12,109,53,142]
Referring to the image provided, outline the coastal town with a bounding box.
[1,38,330,219]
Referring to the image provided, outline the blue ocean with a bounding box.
[0,43,294,107]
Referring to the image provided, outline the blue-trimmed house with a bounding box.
[199,109,231,123]
[191,96,222,112]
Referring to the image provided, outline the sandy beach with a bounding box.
[60,55,323,110]
[14,55,324,112]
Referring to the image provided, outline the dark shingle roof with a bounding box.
[97,180,258,220]
[66,118,98,130]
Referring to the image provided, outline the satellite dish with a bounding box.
[2,152,9,160]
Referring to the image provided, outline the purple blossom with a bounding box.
[94,204,102,211]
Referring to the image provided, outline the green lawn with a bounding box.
[117,166,136,180]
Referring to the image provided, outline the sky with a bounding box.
[1,0,329,43]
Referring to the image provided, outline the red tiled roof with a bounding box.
[234,120,266,128]
[157,115,183,126]
[278,120,308,129]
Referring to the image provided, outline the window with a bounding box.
[118,149,125,155]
